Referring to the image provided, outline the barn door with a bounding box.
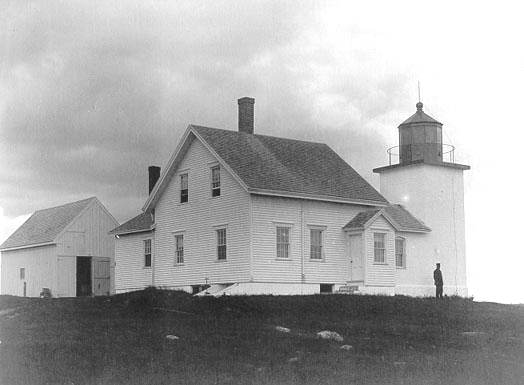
[57,257,76,297]
[76,256,92,297]
[92,257,110,296]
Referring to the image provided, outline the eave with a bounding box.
[0,241,56,252]
[110,223,156,236]
[249,188,388,207]
[374,159,470,173]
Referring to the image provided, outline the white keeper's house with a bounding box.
[110,98,469,297]
[1,197,119,297]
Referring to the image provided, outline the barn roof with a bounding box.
[343,204,431,233]
[144,125,388,211]
[0,197,97,251]
[109,212,154,235]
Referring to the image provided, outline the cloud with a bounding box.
[0,1,434,222]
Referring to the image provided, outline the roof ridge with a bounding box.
[33,196,96,213]
[190,124,330,147]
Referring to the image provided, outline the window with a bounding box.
[276,227,290,258]
[374,233,386,263]
[211,166,221,197]
[144,239,152,267]
[20,268,25,280]
[216,228,227,260]
[175,235,184,264]
[310,229,323,260]
[180,173,188,203]
[395,237,405,268]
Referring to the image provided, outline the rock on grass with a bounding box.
[316,331,344,342]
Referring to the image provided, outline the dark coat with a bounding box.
[434,269,443,286]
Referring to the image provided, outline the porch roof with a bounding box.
[343,204,431,233]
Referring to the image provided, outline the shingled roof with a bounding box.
[109,212,154,235]
[343,204,431,233]
[185,125,387,205]
[0,197,97,250]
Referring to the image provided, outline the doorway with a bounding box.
[76,257,92,297]
[349,234,364,282]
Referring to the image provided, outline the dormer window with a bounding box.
[180,173,188,203]
[211,166,221,197]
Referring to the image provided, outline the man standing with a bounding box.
[433,263,443,299]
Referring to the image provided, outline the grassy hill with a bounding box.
[1,289,523,385]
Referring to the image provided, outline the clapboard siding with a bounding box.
[56,200,117,259]
[251,195,363,284]
[251,196,302,282]
[153,137,251,287]
[115,231,153,292]
[1,245,57,297]
[365,216,395,286]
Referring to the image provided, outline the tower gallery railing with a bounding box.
[387,143,455,165]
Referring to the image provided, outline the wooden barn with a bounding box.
[0,197,119,297]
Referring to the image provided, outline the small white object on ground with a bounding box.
[461,331,486,337]
[275,326,291,333]
[339,344,353,350]
[316,331,344,342]
[166,335,179,340]
[0,309,17,316]
[288,357,299,363]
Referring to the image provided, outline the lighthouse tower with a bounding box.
[374,102,470,296]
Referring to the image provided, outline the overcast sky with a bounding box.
[1,1,523,303]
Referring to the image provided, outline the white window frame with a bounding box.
[144,239,152,268]
[174,233,184,265]
[211,165,221,197]
[275,225,292,259]
[373,233,386,264]
[215,227,227,261]
[180,173,188,203]
[395,237,406,268]
[308,225,326,261]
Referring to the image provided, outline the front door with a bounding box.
[76,257,92,297]
[349,234,364,282]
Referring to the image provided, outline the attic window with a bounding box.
[211,166,221,197]
[180,173,188,203]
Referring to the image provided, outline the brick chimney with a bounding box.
[238,97,255,134]
[148,166,161,195]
